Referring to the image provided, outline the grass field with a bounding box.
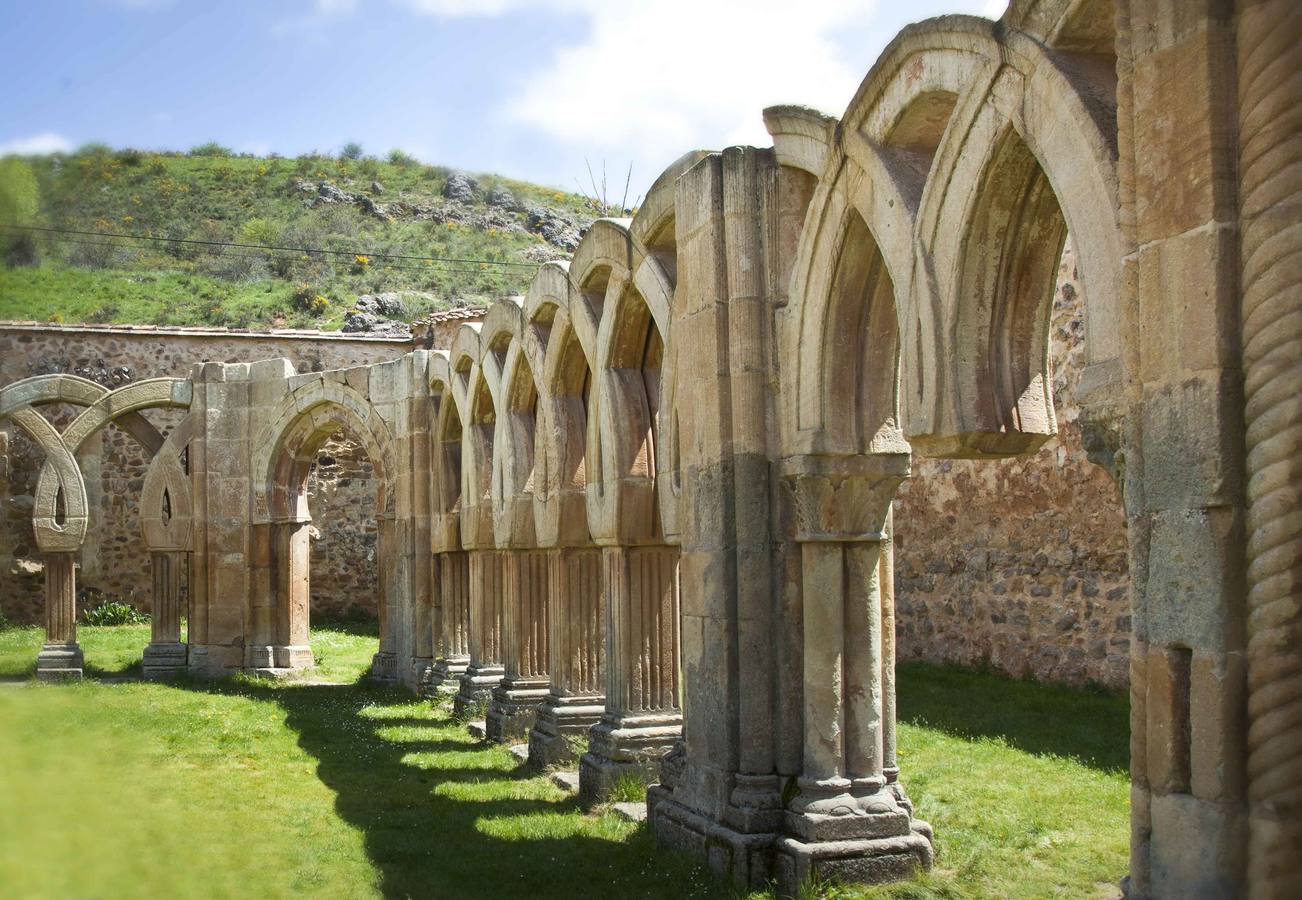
[0,625,1130,899]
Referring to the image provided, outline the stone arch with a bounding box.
[251,379,395,525]
[141,413,196,553]
[578,218,675,545]
[247,378,397,673]
[781,13,1123,459]
[536,300,595,549]
[907,17,1122,454]
[429,352,463,552]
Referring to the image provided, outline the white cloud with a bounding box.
[0,132,74,156]
[501,1,880,172]
[393,0,989,190]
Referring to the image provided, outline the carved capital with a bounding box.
[781,453,909,543]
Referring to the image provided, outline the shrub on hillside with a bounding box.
[292,283,330,316]
[81,600,148,627]
[340,142,364,161]
[387,149,416,167]
[190,141,233,157]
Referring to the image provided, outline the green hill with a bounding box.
[0,145,598,330]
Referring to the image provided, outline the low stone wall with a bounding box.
[892,243,1130,689]
[0,323,409,624]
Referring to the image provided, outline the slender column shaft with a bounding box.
[44,552,77,645]
[150,551,183,645]
[439,551,471,660]
[549,546,604,698]
[1239,1,1302,892]
[881,511,899,785]
[36,552,83,681]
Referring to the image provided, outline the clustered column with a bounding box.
[579,543,682,805]
[454,547,505,717]
[774,457,932,892]
[486,548,551,742]
[529,545,605,766]
[429,550,471,691]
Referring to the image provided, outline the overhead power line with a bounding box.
[0,223,541,270]
[31,235,510,277]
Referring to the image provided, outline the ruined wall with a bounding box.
[304,433,379,620]
[893,243,1131,689]
[0,324,409,624]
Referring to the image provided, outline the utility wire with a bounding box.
[0,223,541,269]
[35,235,511,277]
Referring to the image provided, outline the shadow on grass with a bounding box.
[896,661,1130,774]
[170,677,723,900]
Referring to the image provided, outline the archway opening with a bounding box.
[263,405,390,681]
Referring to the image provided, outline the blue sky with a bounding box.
[0,0,1000,195]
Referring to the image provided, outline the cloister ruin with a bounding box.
[0,0,1298,896]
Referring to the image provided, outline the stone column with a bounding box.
[431,550,471,691]
[142,550,187,679]
[453,548,505,717]
[249,519,313,673]
[774,457,932,893]
[1238,0,1302,892]
[370,515,399,682]
[529,546,605,767]
[579,543,682,806]
[412,562,435,692]
[35,551,83,681]
[486,548,551,742]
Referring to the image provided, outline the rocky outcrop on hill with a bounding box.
[342,292,419,335]
[292,178,592,252]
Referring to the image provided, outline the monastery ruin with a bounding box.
[0,0,1298,896]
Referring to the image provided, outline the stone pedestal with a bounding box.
[579,545,681,805]
[142,550,188,679]
[530,546,605,767]
[454,549,505,717]
[36,552,83,681]
[430,550,471,694]
[486,549,550,743]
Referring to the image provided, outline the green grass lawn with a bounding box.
[0,626,1130,899]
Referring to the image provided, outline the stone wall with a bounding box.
[893,242,1131,689]
[0,323,410,624]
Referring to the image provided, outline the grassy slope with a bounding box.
[0,625,1129,899]
[0,148,590,328]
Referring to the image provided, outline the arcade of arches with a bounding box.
[0,2,1297,896]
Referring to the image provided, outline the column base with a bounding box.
[245,644,314,675]
[775,828,933,896]
[411,656,435,694]
[579,709,682,807]
[36,643,84,682]
[430,655,470,695]
[142,642,188,680]
[649,786,776,888]
[370,650,398,683]
[453,663,504,718]
[485,677,550,743]
[528,692,606,768]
